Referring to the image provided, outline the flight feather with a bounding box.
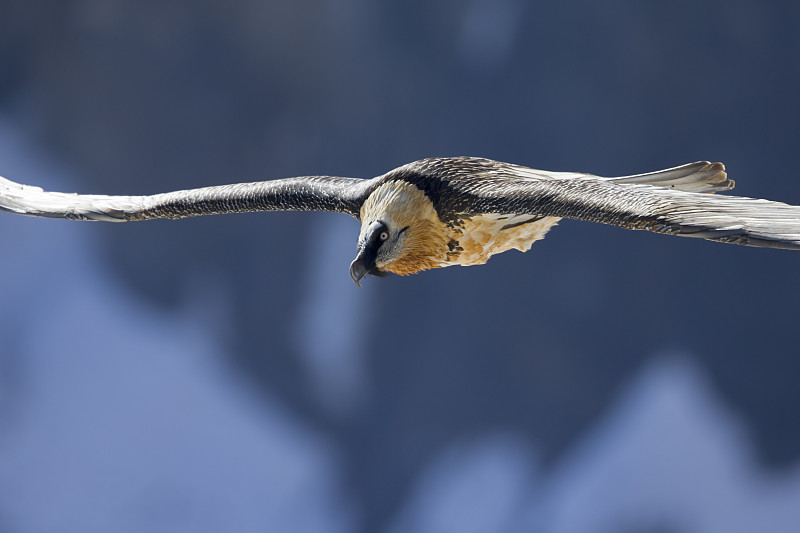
[0,175,367,221]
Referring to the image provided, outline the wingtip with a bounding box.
[699,162,734,193]
[610,161,733,194]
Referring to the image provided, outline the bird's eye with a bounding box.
[379,231,390,241]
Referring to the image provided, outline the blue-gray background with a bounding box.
[1,1,799,532]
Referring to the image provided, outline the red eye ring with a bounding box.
[379,231,390,241]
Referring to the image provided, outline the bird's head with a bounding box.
[349,219,408,286]
[349,180,450,286]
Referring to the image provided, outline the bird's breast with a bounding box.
[442,214,561,267]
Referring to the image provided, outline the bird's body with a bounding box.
[1,156,798,285]
[358,177,559,272]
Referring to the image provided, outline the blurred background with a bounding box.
[1,1,799,532]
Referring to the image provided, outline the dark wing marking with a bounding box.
[395,157,800,250]
[0,175,371,222]
[501,216,544,230]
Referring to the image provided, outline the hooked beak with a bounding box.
[349,252,370,288]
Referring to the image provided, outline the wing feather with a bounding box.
[605,161,733,193]
[0,174,368,221]
[475,163,800,250]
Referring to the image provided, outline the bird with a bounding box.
[1,157,799,286]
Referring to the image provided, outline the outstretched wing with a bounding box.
[0,174,370,222]
[486,160,800,250]
[401,158,800,250]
